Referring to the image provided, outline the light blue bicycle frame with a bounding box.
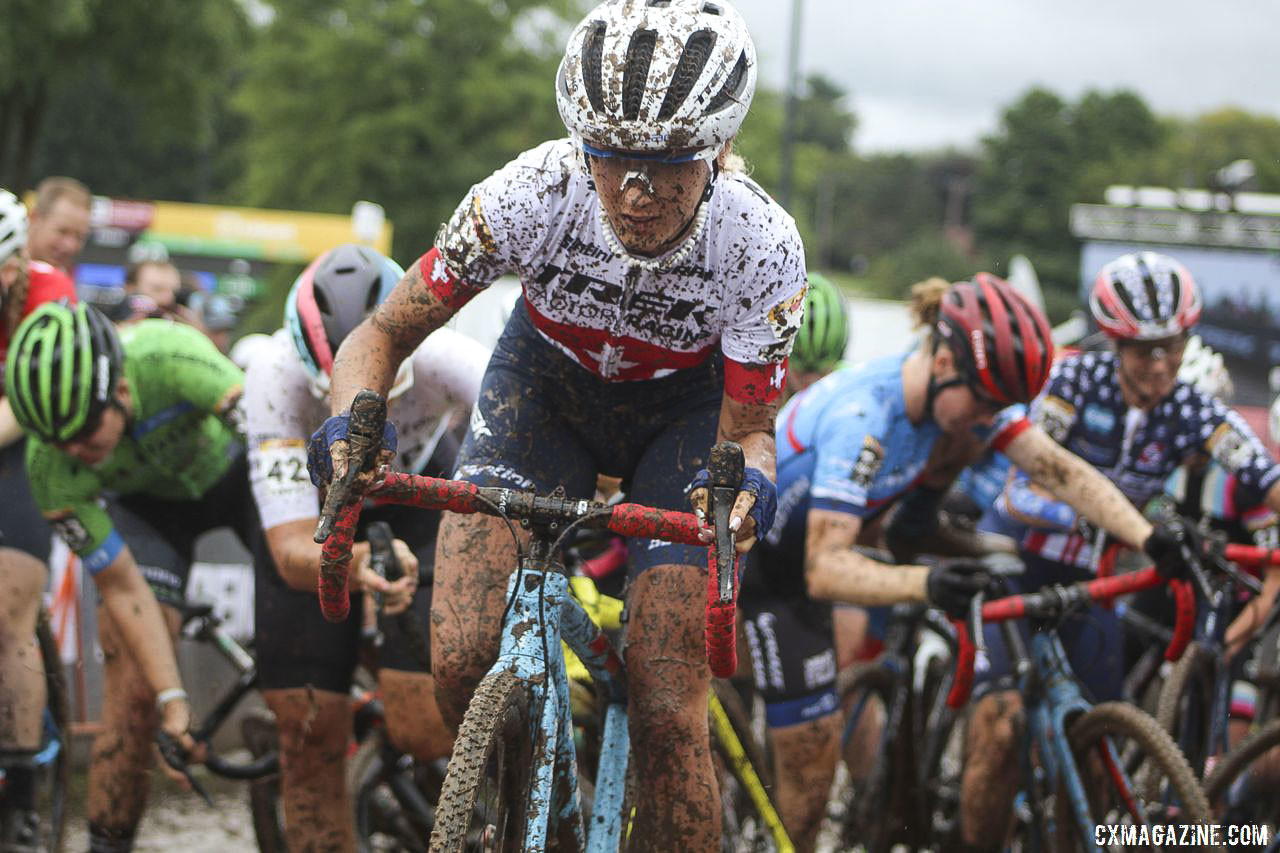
[1015,629,1148,853]
[488,551,631,852]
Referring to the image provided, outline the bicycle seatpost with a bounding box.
[709,441,744,604]
[315,389,387,543]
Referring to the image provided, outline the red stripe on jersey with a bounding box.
[523,298,715,381]
[416,248,481,311]
[724,357,786,406]
[990,416,1032,452]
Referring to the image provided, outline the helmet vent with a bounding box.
[705,50,747,114]
[582,21,607,113]
[313,288,331,315]
[622,30,658,120]
[658,29,716,121]
[645,0,672,6]
[702,3,723,14]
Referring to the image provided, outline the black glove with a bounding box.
[926,561,993,619]
[1143,519,1199,580]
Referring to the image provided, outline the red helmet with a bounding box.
[936,273,1055,406]
[1089,251,1201,340]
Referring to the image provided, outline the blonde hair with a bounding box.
[33,176,91,217]
[909,277,951,330]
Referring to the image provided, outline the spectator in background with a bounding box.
[192,291,239,354]
[125,259,181,312]
[26,177,91,273]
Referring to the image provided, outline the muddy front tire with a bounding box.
[430,670,533,852]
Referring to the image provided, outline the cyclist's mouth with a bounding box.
[620,214,659,232]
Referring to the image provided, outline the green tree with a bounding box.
[6,0,249,195]
[234,0,577,262]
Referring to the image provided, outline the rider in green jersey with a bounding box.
[6,302,254,852]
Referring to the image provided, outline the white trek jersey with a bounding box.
[244,327,489,530]
[424,138,807,402]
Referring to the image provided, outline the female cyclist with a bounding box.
[244,244,487,850]
[308,1,804,847]
[960,252,1280,851]
[743,274,1192,850]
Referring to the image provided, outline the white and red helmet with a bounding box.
[555,0,757,158]
[1089,252,1202,340]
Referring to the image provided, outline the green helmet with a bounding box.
[791,273,849,373]
[5,301,124,443]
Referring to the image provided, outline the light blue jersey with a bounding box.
[764,353,1029,569]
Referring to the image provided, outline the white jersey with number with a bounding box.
[424,138,807,403]
[244,327,489,530]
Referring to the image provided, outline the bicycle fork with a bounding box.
[493,566,630,852]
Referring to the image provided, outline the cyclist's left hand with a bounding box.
[354,538,419,615]
[688,467,777,554]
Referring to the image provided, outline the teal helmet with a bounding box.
[5,301,124,443]
[791,273,849,373]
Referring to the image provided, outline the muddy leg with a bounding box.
[959,690,1023,851]
[264,687,353,852]
[625,563,718,852]
[429,512,518,732]
[380,670,454,762]
[0,549,47,751]
[771,714,842,853]
[87,604,180,840]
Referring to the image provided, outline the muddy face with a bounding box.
[588,154,711,256]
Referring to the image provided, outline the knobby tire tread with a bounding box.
[430,670,531,852]
[1203,716,1280,805]
[1154,641,1215,776]
[1064,701,1213,851]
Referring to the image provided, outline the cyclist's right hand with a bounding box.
[1143,518,1200,580]
[157,697,207,776]
[925,561,994,619]
[306,413,398,488]
[354,537,419,615]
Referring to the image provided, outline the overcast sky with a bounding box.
[728,0,1278,153]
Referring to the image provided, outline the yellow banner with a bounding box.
[143,201,393,262]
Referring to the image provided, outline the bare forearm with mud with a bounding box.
[1006,427,1152,547]
[804,509,928,604]
[328,262,454,415]
[95,553,184,695]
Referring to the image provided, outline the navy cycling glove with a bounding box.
[687,465,778,540]
[306,413,398,487]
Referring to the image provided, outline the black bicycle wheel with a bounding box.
[429,670,533,852]
[1203,716,1280,829]
[35,612,69,853]
[348,727,435,853]
[1154,642,1217,779]
[242,710,287,853]
[833,664,900,853]
[1056,701,1213,852]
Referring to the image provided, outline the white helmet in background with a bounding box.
[0,188,28,263]
[1270,394,1280,447]
[229,333,273,372]
[1177,335,1232,401]
[556,0,757,158]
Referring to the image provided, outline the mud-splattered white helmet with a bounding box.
[0,188,28,263]
[556,0,757,158]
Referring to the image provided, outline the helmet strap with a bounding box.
[923,335,965,419]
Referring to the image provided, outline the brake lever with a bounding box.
[315,390,388,543]
[969,590,987,655]
[155,730,213,807]
[708,442,745,605]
